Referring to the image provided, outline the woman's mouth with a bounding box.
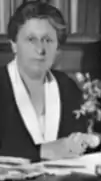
[34,58,45,62]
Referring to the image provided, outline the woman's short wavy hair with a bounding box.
[7,1,67,46]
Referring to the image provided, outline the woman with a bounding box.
[0,1,100,162]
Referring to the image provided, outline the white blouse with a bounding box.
[7,59,61,144]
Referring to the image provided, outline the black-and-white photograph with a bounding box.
[0,1,101,181]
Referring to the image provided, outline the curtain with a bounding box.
[0,0,78,34]
[77,0,100,35]
[0,0,101,35]
[70,0,78,33]
[49,0,78,34]
[0,0,23,34]
[85,0,100,35]
[0,0,6,33]
[49,0,101,35]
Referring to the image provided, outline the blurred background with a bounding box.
[0,0,101,83]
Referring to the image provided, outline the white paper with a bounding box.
[0,157,44,180]
[0,156,30,164]
[0,153,101,179]
[42,153,101,175]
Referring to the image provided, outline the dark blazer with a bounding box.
[0,66,88,162]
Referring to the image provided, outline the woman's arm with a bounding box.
[40,133,88,160]
[39,132,101,161]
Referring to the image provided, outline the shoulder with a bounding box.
[51,69,70,81]
[0,66,8,81]
[0,66,10,92]
[52,70,83,111]
[52,69,77,86]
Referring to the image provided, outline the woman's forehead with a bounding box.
[18,18,57,38]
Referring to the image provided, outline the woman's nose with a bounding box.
[36,41,46,56]
[38,48,46,56]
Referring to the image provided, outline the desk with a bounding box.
[21,173,100,181]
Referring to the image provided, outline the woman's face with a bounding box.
[11,18,58,79]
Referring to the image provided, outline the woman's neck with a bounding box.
[18,67,45,92]
[18,68,45,116]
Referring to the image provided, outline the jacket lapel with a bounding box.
[7,60,61,144]
[8,60,44,144]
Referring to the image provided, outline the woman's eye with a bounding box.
[28,37,36,42]
[45,38,53,43]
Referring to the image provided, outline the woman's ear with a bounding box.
[9,40,17,54]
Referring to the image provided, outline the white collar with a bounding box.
[7,59,61,144]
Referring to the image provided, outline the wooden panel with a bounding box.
[86,0,100,35]
[77,0,87,34]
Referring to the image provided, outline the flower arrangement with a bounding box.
[73,72,101,133]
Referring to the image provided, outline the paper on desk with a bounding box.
[42,153,101,176]
[0,153,101,179]
[0,157,45,180]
